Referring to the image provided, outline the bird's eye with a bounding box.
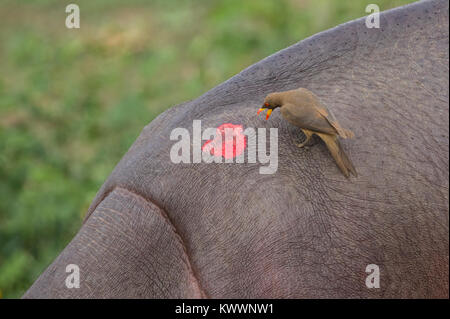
[264,103,269,107]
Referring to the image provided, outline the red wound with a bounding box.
[201,123,247,159]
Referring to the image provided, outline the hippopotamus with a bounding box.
[24,0,449,298]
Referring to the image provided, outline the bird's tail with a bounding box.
[316,133,357,178]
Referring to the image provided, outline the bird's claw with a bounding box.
[295,142,308,148]
[295,136,316,148]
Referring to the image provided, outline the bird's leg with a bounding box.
[295,129,314,148]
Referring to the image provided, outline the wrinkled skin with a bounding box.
[24,0,448,298]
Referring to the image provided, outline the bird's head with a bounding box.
[257,93,282,120]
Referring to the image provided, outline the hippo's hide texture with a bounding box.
[25,0,449,298]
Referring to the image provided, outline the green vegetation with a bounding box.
[0,0,415,298]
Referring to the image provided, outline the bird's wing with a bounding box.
[291,88,345,136]
[312,100,343,132]
[312,102,354,139]
[281,103,338,135]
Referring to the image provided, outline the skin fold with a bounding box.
[24,0,449,298]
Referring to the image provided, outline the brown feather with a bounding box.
[264,87,357,178]
[316,133,357,177]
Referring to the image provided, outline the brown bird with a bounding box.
[257,88,357,178]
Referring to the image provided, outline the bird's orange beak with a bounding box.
[257,107,273,120]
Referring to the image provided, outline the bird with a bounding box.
[257,88,357,178]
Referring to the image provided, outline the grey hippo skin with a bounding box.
[24,0,448,298]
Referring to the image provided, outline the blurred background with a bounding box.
[0,0,415,298]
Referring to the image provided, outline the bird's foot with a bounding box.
[295,136,314,148]
[295,141,309,148]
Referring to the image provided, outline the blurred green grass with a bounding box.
[0,0,415,298]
